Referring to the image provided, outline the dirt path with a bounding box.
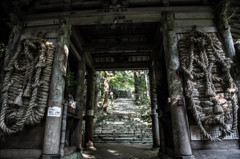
[82,143,159,159]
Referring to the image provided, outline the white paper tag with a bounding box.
[87,110,94,116]
[48,106,62,117]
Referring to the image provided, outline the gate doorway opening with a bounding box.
[67,22,166,158]
[82,70,159,159]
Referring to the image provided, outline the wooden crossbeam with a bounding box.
[94,61,150,70]
[25,6,213,26]
[69,41,81,62]
[85,44,153,54]
[71,27,94,70]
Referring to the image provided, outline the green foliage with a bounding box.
[108,71,134,91]
[133,70,151,125]
[134,70,150,105]
[66,71,77,95]
[139,104,152,126]
[95,70,152,126]
[96,70,151,126]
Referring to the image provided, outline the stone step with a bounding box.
[115,138,134,142]
[94,127,151,131]
[93,98,153,144]
[102,137,115,141]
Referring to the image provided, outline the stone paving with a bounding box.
[93,98,153,144]
[82,143,159,159]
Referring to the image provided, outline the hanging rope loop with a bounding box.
[0,37,55,134]
[178,29,239,142]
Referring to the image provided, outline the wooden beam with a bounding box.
[92,52,150,57]
[174,19,215,27]
[71,27,94,70]
[71,27,84,52]
[149,67,160,148]
[95,61,150,70]
[26,19,59,27]
[43,17,71,157]
[32,0,203,11]
[25,6,213,25]
[161,12,193,157]
[84,68,96,146]
[74,53,86,150]
[85,53,94,70]
[0,149,41,158]
[85,44,153,53]
[175,26,217,33]
[88,49,152,54]
[70,41,81,62]
[174,12,214,20]
[33,1,102,10]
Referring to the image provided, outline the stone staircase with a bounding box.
[93,98,153,144]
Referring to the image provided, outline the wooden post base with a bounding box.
[151,113,160,148]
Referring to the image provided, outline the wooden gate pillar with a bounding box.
[74,54,86,150]
[84,68,96,147]
[161,12,193,158]
[149,67,160,148]
[42,18,71,158]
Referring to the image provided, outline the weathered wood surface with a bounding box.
[0,120,45,149]
[73,52,86,150]
[0,149,42,158]
[70,41,81,62]
[175,26,217,34]
[32,0,205,11]
[149,67,160,148]
[162,12,192,157]
[43,17,71,155]
[94,61,150,70]
[175,19,215,27]
[71,27,94,69]
[21,25,59,40]
[152,45,170,154]
[25,7,213,25]
[26,19,59,27]
[85,68,96,146]
[174,12,214,20]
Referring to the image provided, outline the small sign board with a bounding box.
[48,106,62,117]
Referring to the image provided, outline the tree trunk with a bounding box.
[144,70,149,97]
[134,71,140,102]
[102,71,109,111]
[94,72,101,112]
